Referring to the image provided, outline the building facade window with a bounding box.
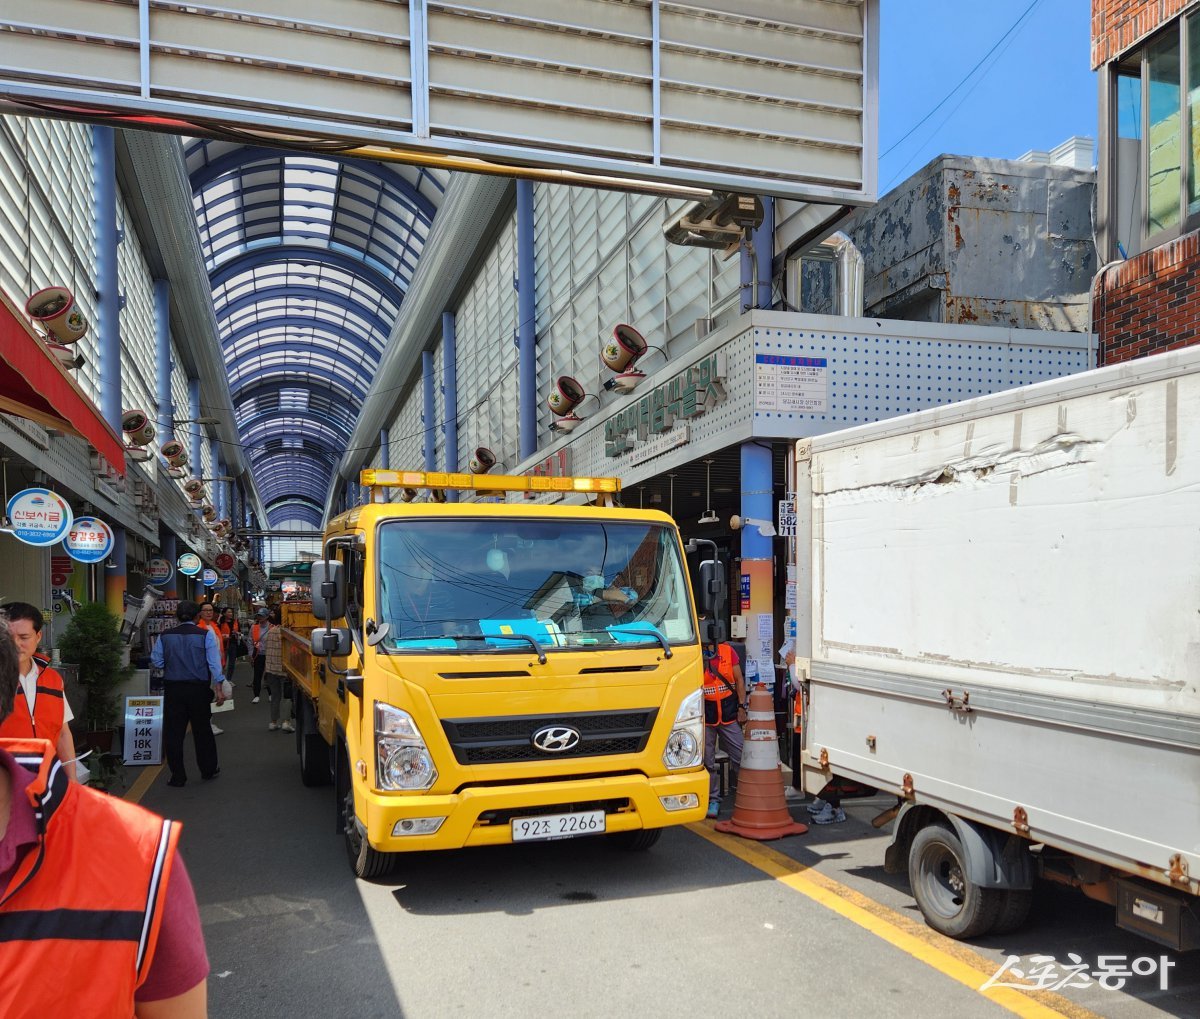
[1109,12,1200,257]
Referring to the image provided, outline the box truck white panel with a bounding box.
[796,346,1200,947]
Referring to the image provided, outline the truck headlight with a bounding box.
[375,702,438,791]
[663,688,703,770]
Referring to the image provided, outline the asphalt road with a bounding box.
[131,669,1198,1019]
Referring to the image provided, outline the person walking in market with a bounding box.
[0,601,79,781]
[0,610,212,1017]
[262,607,292,733]
[700,614,746,819]
[195,602,227,735]
[216,606,241,686]
[249,607,271,704]
[150,600,225,787]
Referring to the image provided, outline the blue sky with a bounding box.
[878,1,1097,194]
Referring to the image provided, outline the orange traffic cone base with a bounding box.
[712,683,808,840]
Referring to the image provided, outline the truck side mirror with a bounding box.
[311,560,345,621]
[311,627,351,657]
[699,616,728,645]
[698,559,726,615]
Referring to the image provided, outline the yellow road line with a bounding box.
[123,764,162,804]
[688,822,1102,1019]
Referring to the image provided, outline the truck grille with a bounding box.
[442,709,658,765]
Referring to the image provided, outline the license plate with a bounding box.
[511,809,606,842]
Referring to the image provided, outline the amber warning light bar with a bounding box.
[360,469,621,497]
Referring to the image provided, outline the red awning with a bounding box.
[0,289,126,473]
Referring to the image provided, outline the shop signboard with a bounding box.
[63,515,114,564]
[177,553,202,577]
[6,488,72,547]
[202,568,218,587]
[123,696,163,766]
[147,557,174,586]
[604,353,726,458]
[215,552,235,572]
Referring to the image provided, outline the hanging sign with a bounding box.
[147,557,174,585]
[202,568,219,587]
[123,695,163,766]
[215,552,235,571]
[6,488,72,547]
[63,515,114,563]
[177,552,202,576]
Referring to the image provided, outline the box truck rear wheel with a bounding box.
[909,823,1001,938]
[340,771,397,880]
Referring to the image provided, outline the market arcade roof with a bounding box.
[184,140,448,529]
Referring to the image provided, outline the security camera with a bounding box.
[664,192,764,250]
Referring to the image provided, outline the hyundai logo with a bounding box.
[531,725,581,753]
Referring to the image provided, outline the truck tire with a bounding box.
[608,828,663,851]
[908,822,1001,939]
[339,759,397,879]
[298,699,331,787]
[991,888,1034,935]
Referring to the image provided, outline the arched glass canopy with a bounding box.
[185,140,448,528]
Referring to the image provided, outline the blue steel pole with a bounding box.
[740,441,774,692]
[516,180,537,461]
[154,280,172,439]
[94,126,121,432]
[442,311,458,472]
[94,126,125,614]
[188,378,202,469]
[739,237,753,314]
[442,311,459,502]
[422,349,436,470]
[379,430,390,469]
[754,196,775,310]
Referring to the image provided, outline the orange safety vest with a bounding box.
[702,644,740,726]
[0,656,65,745]
[0,739,181,1017]
[198,618,224,667]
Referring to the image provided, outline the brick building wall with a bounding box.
[1097,232,1200,363]
[1092,0,1194,67]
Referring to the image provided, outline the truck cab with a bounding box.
[292,470,711,877]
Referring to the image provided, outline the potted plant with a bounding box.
[58,600,132,756]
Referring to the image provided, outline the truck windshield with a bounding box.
[376,518,695,653]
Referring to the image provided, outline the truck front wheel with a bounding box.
[339,763,397,880]
[608,828,662,851]
[908,823,1000,938]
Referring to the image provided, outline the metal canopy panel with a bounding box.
[0,0,878,203]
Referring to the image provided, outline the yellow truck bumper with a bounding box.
[361,769,709,851]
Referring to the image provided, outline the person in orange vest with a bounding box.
[0,602,78,782]
[195,602,226,736]
[700,614,747,819]
[0,610,211,1016]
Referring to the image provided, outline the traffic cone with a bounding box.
[715,684,808,840]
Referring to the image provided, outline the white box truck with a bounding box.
[794,346,1200,949]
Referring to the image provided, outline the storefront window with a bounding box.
[1147,32,1181,236]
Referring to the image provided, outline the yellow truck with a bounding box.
[283,469,714,877]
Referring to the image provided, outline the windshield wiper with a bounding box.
[608,625,672,659]
[436,632,548,664]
